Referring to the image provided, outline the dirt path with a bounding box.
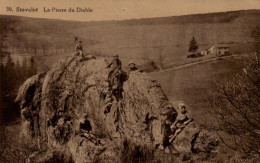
[157,54,242,73]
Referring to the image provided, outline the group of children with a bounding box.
[75,40,193,146]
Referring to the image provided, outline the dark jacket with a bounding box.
[75,43,83,52]
[108,59,122,70]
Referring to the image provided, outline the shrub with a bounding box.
[138,60,159,72]
[120,139,155,163]
[211,53,260,155]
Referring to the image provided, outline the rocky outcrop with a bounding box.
[16,55,218,162]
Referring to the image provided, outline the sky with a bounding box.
[0,0,260,21]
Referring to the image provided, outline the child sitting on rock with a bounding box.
[169,101,193,143]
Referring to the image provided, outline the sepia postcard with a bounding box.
[0,0,260,162]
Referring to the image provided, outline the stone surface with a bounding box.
[16,55,218,162]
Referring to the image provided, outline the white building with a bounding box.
[200,50,209,55]
[207,44,230,56]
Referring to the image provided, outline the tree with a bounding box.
[21,57,28,80]
[42,43,47,55]
[4,54,15,96]
[211,54,260,155]
[30,40,38,55]
[251,26,260,53]
[188,36,199,53]
[152,34,164,70]
[28,56,37,77]
[15,60,22,87]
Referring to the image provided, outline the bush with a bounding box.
[187,52,203,58]
[120,139,155,163]
[211,53,260,155]
[138,60,159,72]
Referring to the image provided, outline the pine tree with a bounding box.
[4,54,15,97]
[28,56,37,77]
[188,36,199,53]
[21,57,28,80]
[15,60,22,88]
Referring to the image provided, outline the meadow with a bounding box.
[151,56,244,128]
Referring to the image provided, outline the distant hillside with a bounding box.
[1,10,260,65]
[119,10,260,25]
[71,10,260,63]
[0,15,100,57]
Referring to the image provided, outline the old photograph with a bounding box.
[0,0,260,162]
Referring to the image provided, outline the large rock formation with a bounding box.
[16,55,218,162]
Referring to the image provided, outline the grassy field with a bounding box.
[150,56,244,129]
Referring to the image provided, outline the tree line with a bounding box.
[0,55,37,99]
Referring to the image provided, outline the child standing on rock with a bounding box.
[75,40,84,56]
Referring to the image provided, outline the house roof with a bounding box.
[207,43,230,49]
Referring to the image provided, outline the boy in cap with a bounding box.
[75,40,84,56]
[107,54,122,80]
[128,61,138,72]
[107,55,122,70]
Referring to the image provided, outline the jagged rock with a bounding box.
[172,122,200,153]
[192,130,219,154]
[16,55,218,162]
[171,122,219,161]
